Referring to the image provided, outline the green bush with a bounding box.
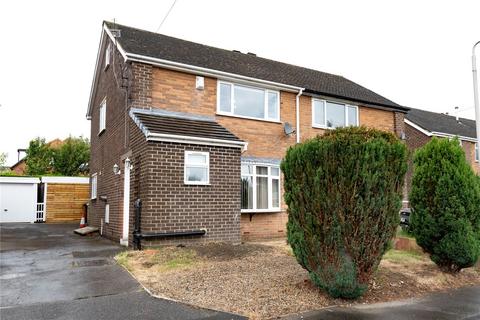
[410,138,480,272]
[281,127,407,299]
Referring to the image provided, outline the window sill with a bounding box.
[184,182,211,186]
[312,124,333,130]
[241,209,282,214]
[216,112,281,124]
[312,124,359,130]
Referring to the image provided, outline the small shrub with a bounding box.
[410,138,480,272]
[282,127,407,299]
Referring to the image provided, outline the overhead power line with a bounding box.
[156,0,178,33]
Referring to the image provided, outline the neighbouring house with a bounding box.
[404,108,479,206]
[86,21,409,247]
[10,139,64,175]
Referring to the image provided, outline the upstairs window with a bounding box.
[105,43,111,69]
[312,99,358,128]
[184,151,209,185]
[217,81,280,122]
[91,173,97,199]
[99,98,106,134]
[241,164,280,212]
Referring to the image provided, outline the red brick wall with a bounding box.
[241,212,288,240]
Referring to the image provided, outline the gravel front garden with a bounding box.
[117,241,480,319]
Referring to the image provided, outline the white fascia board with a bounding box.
[125,53,303,93]
[41,176,89,184]
[404,119,432,136]
[0,177,40,184]
[103,24,128,61]
[147,133,248,151]
[86,27,105,119]
[86,23,128,119]
[431,132,478,143]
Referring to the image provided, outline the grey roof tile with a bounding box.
[105,21,407,112]
[406,108,477,139]
[130,109,243,142]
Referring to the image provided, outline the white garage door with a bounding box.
[0,178,39,223]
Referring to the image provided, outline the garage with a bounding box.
[0,177,40,223]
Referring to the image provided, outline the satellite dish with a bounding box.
[284,122,296,136]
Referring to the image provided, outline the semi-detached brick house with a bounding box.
[86,21,409,247]
[404,108,479,206]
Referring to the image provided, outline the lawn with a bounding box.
[117,241,480,319]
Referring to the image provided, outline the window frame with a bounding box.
[91,173,97,200]
[216,81,280,122]
[184,151,210,185]
[311,98,359,129]
[475,142,479,162]
[99,98,106,134]
[241,163,281,213]
[105,43,111,69]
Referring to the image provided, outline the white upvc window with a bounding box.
[241,163,280,212]
[99,98,106,134]
[312,98,359,129]
[217,81,280,122]
[475,143,479,162]
[91,173,98,199]
[105,43,111,69]
[184,151,210,185]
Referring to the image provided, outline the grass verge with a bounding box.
[383,249,423,264]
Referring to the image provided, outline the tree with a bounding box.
[0,152,6,167]
[25,138,54,175]
[410,137,480,272]
[52,136,90,176]
[281,127,407,299]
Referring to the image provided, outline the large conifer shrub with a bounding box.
[281,127,407,299]
[410,138,480,272]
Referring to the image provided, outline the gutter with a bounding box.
[296,88,305,143]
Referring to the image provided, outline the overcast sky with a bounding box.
[0,0,479,165]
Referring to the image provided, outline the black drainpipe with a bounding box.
[133,199,142,250]
[132,198,206,250]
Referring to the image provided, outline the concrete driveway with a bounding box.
[0,223,244,320]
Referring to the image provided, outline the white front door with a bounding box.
[0,183,37,223]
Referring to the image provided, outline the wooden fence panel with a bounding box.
[45,183,89,223]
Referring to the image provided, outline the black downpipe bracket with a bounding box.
[132,198,207,250]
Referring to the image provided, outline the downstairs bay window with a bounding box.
[241,164,280,212]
